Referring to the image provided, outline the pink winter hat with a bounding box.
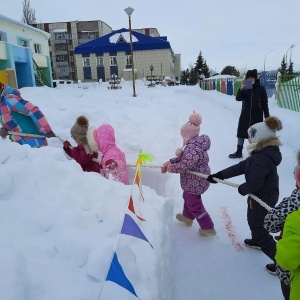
[181,111,202,144]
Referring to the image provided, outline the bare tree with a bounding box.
[22,0,36,24]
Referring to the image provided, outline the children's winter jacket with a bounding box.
[92,124,129,185]
[170,134,211,195]
[276,207,300,300]
[264,188,300,285]
[221,137,282,207]
[63,144,101,173]
[0,84,53,147]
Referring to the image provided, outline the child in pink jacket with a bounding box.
[72,115,129,185]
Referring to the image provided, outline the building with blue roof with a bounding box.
[74,28,181,82]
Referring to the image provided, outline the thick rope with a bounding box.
[8,131,47,139]
[7,130,65,143]
[126,164,272,211]
[5,132,272,211]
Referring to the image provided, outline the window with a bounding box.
[19,38,29,47]
[0,31,7,42]
[57,66,69,73]
[126,55,132,65]
[117,34,126,43]
[83,57,90,67]
[97,56,103,66]
[55,44,67,51]
[54,32,67,40]
[110,56,117,66]
[34,43,42,54]
[56,55,68,62]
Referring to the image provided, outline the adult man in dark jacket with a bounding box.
[229,69,270,158]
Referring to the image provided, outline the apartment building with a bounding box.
[74,28,181,82]
[32,20,112,81]
[0,14,52,88]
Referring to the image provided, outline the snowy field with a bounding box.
[1,80,299,300]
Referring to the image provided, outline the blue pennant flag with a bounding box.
[106,252,138,298]
[121,214,153,248]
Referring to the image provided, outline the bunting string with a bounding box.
[97,153,154,300]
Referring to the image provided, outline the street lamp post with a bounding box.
[285,44,296,64]
[124,6,137,97]
[263,50,273,72]
[150,64,154,86]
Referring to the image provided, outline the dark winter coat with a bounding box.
[221,137,282,207]
[170,135,211,195]
[64,145,101,173]
[235,80,269,138]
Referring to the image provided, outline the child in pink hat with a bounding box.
[161,111,216,237]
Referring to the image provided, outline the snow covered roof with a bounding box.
[110,32,138,43]
[205,74,239,80]
[0,14,50,39]
[74,28,172,55]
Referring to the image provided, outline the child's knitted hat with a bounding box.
[70,116,89,144]
[247,116,282,144]
[176,111,202,156]
[181,111,202,145]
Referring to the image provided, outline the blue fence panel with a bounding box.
[226,78,234,95]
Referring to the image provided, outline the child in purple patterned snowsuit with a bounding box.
[161,111,216,237]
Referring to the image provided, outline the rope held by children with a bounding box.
[7,130,65,142]
[5,132,271,211]
[126,164,272,211]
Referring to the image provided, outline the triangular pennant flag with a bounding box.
[128,196,145,221]
[106,252,138,298]
[121,214,153,248]
[138,153,153,164]
[135,172,141,187]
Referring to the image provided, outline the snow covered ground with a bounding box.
[1,80,299,300]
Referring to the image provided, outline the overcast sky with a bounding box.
[1,0,300,73]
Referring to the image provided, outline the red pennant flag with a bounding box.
[128,196,146,221]
[135,174,140,187]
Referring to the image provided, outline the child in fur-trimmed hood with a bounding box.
[207,116,282,269]
[63,116,101,174]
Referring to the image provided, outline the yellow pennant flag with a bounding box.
[134,153,153,201]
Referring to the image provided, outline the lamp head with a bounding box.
[124,7,134,17]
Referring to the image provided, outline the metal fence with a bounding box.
[200,73,300,113]
[276,75,300,112]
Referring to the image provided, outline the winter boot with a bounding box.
[265,263,277,275]
[198,228,216,237]
[176,213,193,226]
[244,239,261,250]
[229,145,243,159]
